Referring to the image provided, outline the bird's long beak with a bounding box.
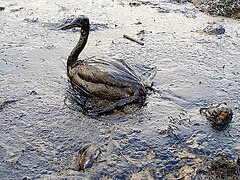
[61,24,75,30]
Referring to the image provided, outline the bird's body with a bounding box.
[68,57,146,100]
[61,16,149,115]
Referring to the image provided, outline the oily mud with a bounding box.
[0,0,240,179]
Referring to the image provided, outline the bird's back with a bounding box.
[69,57,144,88]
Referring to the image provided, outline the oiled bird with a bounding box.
[61,16,151,115]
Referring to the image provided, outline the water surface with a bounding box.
[0,0,239,179]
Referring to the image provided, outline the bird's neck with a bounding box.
[67,27,89,68]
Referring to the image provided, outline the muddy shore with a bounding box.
[0,0,240,179]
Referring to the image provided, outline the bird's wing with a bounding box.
[75,57,143,88]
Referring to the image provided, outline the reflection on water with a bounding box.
[0,0,239,179]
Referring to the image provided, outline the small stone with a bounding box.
[129,2,141,7]
[30,90,38,95]
[22,176,31,180]
[136,30,145,35]
[200,103,233,127]
[134,21,142,25]
[69,145,101,171]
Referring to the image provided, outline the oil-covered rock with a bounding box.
[70,145,101,171]
[200,103,233,127]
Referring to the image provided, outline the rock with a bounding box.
[208,154,239,179]
[69,145,101,171]
[196,22,225,35]
[200,103,233,127]
[129,2,141,7]
[198,0,240,18]
[10,7,24,12]
[30,90,38,95]
[190,155,240,179]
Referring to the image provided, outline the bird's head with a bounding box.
[61,16,89,30]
